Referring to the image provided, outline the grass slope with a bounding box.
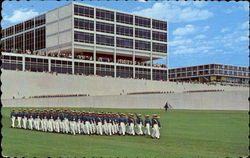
[1,107,248,158]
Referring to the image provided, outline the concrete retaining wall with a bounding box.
[2,91,248,110]
[1,70,247,99]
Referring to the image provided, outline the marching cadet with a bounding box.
[41,110,47,132]
[55,110,61,133]
[85,112,91,135]
[151,114,161,139]
[107,113,113,135]
[22,109,28,129]
[114,114,120,134]
[76,111,82,134]
[17,109,23,128]
[63,110,70,134]
[45,110,51,132]
[95,113,103,135]
[135,114,143,135]
[119,113,127,136]
[102,113,108,135]
[48,110,54,132]
[144,115,151,136]
[80,111,86,134]
[59,110,65,133]
[28,109,34,130]
[33,109,38,130]
[10,110,17,128]
[37,110,42,131]
[127,114,135,135]
[89,112,95,134]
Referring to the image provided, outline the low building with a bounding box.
[169,64,249,85]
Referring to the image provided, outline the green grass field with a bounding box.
[1,107,248,158]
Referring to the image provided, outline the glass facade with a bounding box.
[135,16,150,28]
[15,23,23,34]
[1,55,22,70]
[15,34,23,52]
[96,64,114,77]
[96,34,114,46]
[116,25,133,37]
[116,66,133,78]
[153,31,167,42]
[152,43,167,53]
[25,57,49,72]
[74,62,94,75]
[135,40,151,51]
[35,14,46,27]
[35,27,46,50]
[152,20,167,31]
[116,37,133,49]
[96,9,114,21]
[6,37,14,51]
[74,31,94,44]
[135,28,150,39]
[116,12,133,25]
[25,19,34,30]
[51,60,72,74]
[135,68,151,80]
[6,26,14,37]
[74,18,94,31]
[74,5,94,18]
[25,31,34,52]
[96,22,114,34]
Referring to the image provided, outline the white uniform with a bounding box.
[28,116,33,130]
[151,118,161,139]
[22,116,28,129]
[11,112,16,128]
[17,115,22,128]
[144,123,151,135]
[136,122,143,135]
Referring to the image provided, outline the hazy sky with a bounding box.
[2,1,249,68]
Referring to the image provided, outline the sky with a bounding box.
[1,0,249,68]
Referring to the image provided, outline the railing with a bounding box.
[30,94,88,98]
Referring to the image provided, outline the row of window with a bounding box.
[74,5,167,30]
[74,18,166,41]
[74,32,166,53]
[170,65,248,73]
[170,71,249,77]
[2,15,45,38]
[1,58,167,80]
[2,27,46,51]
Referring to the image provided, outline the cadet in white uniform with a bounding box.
[135,114,143,135]
[10,110,17,128]
[144,115,151,136]
[151,114,161,139]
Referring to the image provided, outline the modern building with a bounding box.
[1,2,168,81]
[169,64,249,85]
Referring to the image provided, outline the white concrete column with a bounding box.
[94,7,97,75]
[133,15,135,78]
[114,12,117,78]
[48,58,51,72]
[13,26,15,51]
[150,18,153,80]
[22,56,25,71]
[71,3,75,74]
[166,21,169,81]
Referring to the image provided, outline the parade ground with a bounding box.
[2,107,248,158]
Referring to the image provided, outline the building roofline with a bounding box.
[169,63,248,69]
[72,2,167,22]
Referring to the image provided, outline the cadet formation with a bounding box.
[10,109,161,139]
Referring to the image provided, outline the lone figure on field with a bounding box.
[164,102,169,111]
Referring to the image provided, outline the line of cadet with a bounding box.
[10,109,161,139]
